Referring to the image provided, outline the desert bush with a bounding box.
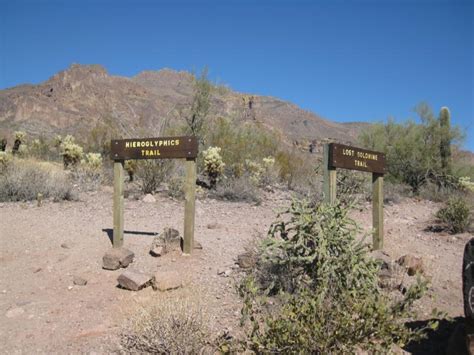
[436,197,471,234]
[167,175,185,199]
[211,175,261,203]
[359,104,463,194]
[120,296,208,354]
[26,137,54,160]
[337,169,370,205]
[459,176,474,193]
[236,199,435,353]
[136,160,174,194]
[81,152,102,170]
[0,159,75,202]
[203,146,225,188]
[205,117,279,175]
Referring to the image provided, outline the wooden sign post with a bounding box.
[110,136,198,254]
[323,143,385,250]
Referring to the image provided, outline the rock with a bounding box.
[142,194,156,203]
[61,242,71,249]
[237,252,256,269]
[397,254,424,276]
[117,270,154,291]
[102,248,135,270]
[150,227,181,255]
[73,276,87,286]
[224,269,232,277]
[6,307,24,318]
[194,241,203,250]
[150,245,166,257]
[153,271,183,291]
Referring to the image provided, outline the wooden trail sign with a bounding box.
[111,136,198,160]
[323,143,385,250]
[111,136,198,255]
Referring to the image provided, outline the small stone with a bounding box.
[143,194,156,203]
[6,307,24,318]
[68,286,73,290]
[207,223,219,230]
[117,270,154,291]
[194,241,203,250]
[224,270,232,277]
[150,245,166,257]
[102,248,135,270]
[153,271,183,291]
[33,268,42,273]
[237,253,256,269]
[73,276,87,286]
[217,269,226,275]
[61,243,71,249]
[397,254,424,276]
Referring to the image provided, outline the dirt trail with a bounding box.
[0,189,472,353]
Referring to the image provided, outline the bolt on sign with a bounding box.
[323,143,385,250]
[110,136,198,254]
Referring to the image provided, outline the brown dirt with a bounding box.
[0,188,472,353]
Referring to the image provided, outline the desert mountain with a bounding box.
[0,64,368,145]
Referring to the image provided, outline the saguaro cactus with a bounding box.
[439,106,452,173]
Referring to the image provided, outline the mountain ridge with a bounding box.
[0,64,369,146]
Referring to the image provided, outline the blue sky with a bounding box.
[1,0,473,150]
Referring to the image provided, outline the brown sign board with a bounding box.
[111,136,198,160]
[328,143,385,174]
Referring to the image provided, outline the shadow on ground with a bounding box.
[102,228,158,244]
[404,317,467,355]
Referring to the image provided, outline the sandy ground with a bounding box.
[0,187,472,354]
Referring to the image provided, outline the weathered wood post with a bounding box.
[372,173,384,250]
[110,136,198,253]
[323,144,337,204]
[183,157,197,255]
[113,159,125,248]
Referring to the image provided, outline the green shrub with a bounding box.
[0,159,75,202]
[136,160,174,194]
[359,104,463,193]
[436,197,471,234]
[237,200,435,353]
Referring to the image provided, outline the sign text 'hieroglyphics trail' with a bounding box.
[323,143,385,250]
[110,136,198,254]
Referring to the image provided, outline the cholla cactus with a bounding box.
[245,159,264,186]
[81,152,102,170]
[459,177,474,192]
[262,156,275,169]
[0,151,12,169]
[124,160,137,182]
[53,135,63,148]
[59,135,83,168]
[0,138,6,152]
[12,131,26,155]
[203,146,225,188]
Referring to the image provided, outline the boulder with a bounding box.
[150,227,181,256]
[150,245,166,257]
[397,254,424,276]
[117,270,154,291]
[153,270,183,291]
[237,252,256,269]
[102,248,135,270]
[73,276,87,286]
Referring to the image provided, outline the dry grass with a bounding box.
[120,293,210,354]
[0,158,75,202]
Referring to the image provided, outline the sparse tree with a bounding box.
[186,67,212,137]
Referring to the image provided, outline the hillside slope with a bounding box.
[0,64,368,145]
